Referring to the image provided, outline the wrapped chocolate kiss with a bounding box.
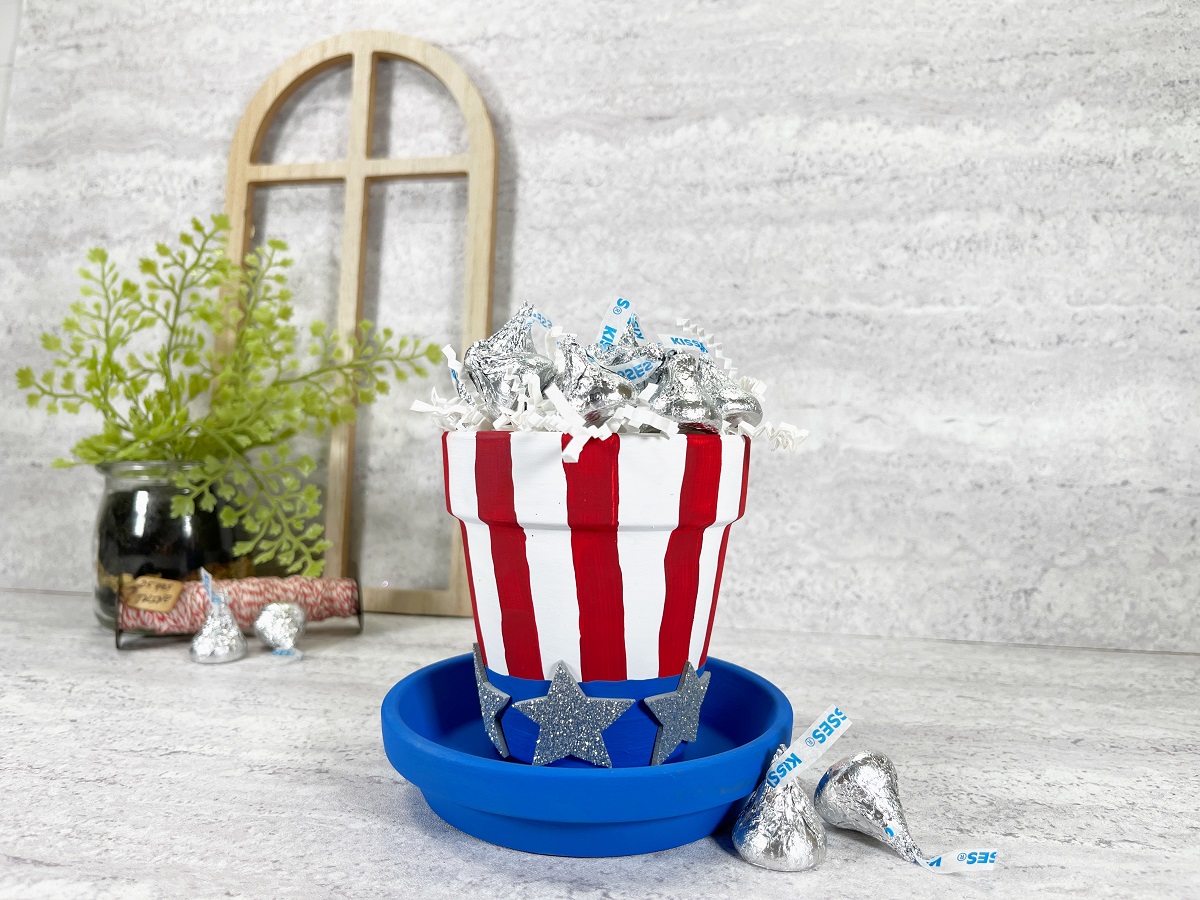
[254,602,306,656]
[552,334,636,424]
[496,353,556,412]
[589,314,665,386]
[474,302,538,358]
[814,750,923,863]
[190,569,246,664]
[697,355,762,429]
[463,303,543,416]
[642,352,722,432]
[733,745,827,871]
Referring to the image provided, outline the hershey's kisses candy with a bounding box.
[642,352,722,432]
[254,602,306,652]
[697,355,762,428]
[552,334,636,424]
[814,750,922,863]
[463,303,541,415]
[495,353,556,411]
[733,745,827,871]
[599,312,646,356]
[588,315,665,385]
[190,587,246,664]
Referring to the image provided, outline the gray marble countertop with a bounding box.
[1,593,1197,899]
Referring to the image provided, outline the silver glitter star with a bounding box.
[644,661,711,765]
[513,662,634,767]
[473,644,511,758]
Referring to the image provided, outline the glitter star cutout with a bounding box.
[513,662,634,767]
[473,644,511,758]
[644,661,711,766]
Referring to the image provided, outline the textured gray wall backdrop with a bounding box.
[1,1,1197,651]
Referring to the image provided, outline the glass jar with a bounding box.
[93,461,236,630]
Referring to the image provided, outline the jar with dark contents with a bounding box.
[93,461,238,630]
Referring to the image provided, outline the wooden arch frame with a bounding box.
[224,31,497,615]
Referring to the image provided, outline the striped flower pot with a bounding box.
[442,430,751,766]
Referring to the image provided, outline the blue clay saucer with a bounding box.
[380,654,792,857]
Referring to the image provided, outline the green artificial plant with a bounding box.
[17,214,441,576]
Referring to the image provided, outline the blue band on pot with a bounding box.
[487,666,709,768]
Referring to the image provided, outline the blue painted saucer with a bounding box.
[380,654,792,857]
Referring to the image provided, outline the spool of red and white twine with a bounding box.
[117,576,359,635]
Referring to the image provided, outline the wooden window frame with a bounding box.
[224,31,496,615]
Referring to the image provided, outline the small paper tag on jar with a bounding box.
[119,574,184,613]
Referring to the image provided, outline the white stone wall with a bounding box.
[1,1,1197,651]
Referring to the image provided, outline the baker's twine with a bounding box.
[117,576,359,634]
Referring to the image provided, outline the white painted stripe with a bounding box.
[509,432,580,680]
[445,434,508,675]
[687,436,746,666]
[618,435,688,680]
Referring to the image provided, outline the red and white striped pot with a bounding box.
[442,430,751,683]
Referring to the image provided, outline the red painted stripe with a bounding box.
[565,434,626,680]
[700,437,752,664]
[474,431,542,678]
[443,433,486,660]
[658,434,723,676]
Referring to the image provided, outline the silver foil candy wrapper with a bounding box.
[642,352,722,432]
[190,600,247,664]
[499,353,556,411]
[697,356,762,428]
[814,750,923,863]
[553,334,635,424]
[463,304,551,416]
[254,602,307,652]
[458,302,768,434]
[588,316,665,375]
[733,745,826,871]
